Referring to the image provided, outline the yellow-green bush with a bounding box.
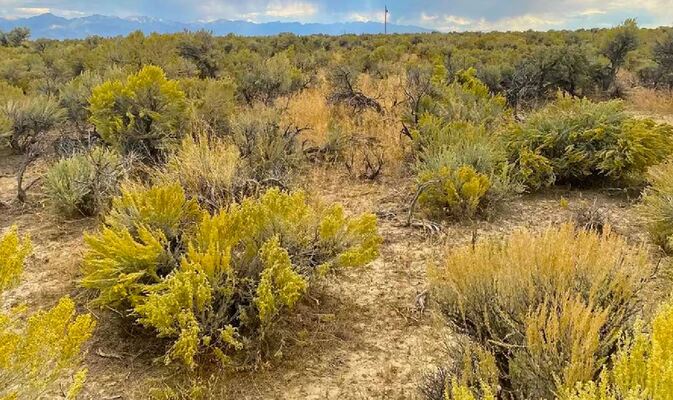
[89,65,188,161]
[45,147,127,217]
[417,164,492,219]
[0,81,24,141]
[81,184,380,368]
[563,300,673,400]
[640,161,673,254]
[428,224,654,399]
[420,341,499,400]
[412,119,516,219]
[419,65,510,129]
[0,226,94,399]
[507,94,673,190]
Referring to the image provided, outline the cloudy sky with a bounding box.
[1,0,672,31]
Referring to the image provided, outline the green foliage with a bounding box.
[59,70,104,130]
[239,52,304,105]
[639,161,673,254]
[45,147,127,217]
[602,19,640,85]
[423,66,510,128]
[81,185,380,368]
[178,30,219,79]
[88,65,189,161]
[2,95,65,152]
[507,45,594,107]
[507,94,673,190]
[0,27,30,47]
[0,226,95,400]
[179,77,236,134]
[429,224,654,398]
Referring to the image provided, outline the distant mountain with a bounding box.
[0,13,432,39]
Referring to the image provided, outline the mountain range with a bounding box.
[0,13,433,39]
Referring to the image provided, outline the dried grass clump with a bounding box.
[428,224,654,399]
[156,134,242,208]
[628,87,673,117]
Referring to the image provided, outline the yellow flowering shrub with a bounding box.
[410,112,514,220]
[82,186,381,368]
[418,165,492,219]
[88,65,188,160]
[0,226,94,400]
[563,300,673,400]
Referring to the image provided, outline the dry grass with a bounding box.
[283,74,410,178]
[628,87,673,119]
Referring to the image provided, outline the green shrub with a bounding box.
[59,70,104,131]
[406,66,515,221]
[2,95,65,153]
[428,224,654,399]
[239,52,304,105]
[230,105,303,183]
[179,77,236,134]
[88,65,189,161]
[412,119,516,219]
[418,65,510,129]
[45,147,127,217]
[0,226,95,399]
[507,94,673,190]
[81,184,381,368]
[0,81,24,139]
[639,161,673,254]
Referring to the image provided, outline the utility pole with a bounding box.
[384,5,388,34]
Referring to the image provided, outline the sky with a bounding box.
[0,0,672,31]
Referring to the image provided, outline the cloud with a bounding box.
[265,1,317,18]
[347,11,385,23]
[15,7,51,15]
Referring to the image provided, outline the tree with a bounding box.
[601,19,639,89]
[652,31,673,88]
[0,27,30,47]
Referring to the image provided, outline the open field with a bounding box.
[2,21,673,400]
